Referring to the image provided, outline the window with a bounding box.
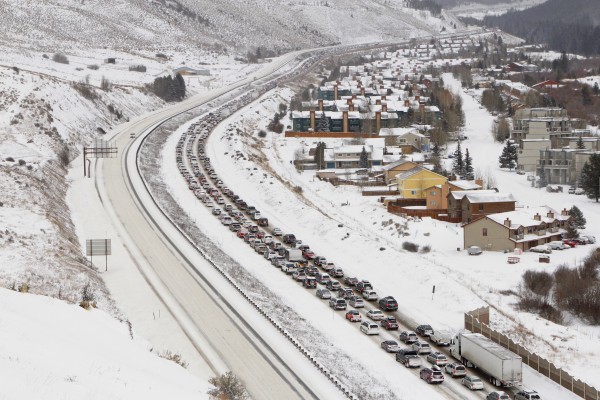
[430,191,436,196]
[478,204,484,211]
[430,200,436,207]
[483,228,488,237]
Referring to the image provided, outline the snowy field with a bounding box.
[0,288,208,400]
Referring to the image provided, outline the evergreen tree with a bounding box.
[359,146,369,169]
[452,141,463,176]
[594,82,600,95]
[430,143,443,174]
[537,168,548,188]
[568,205,586,229]
[565,223,579,239]
[317,112,329,132]
[313,142,325,169]
[498,141,517,170]
[580,153,600,202]
[463,148,474,180]
[577,135,586,149]
[175,73,186,99]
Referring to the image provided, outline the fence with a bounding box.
[361,189,398,197]
[465,307,599,400]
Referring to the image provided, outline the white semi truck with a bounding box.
[449,332,522,387]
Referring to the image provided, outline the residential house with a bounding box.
[448,190,516,224]
[424,180,482,210]
[329,145,383,169]
[518,139,551,173]
[463,206,570,251]
[380,159,420,184]
[173,66,210,76]
[396,167,446,199]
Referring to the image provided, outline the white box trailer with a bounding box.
[285,248,304,262]
[449,332,522,387]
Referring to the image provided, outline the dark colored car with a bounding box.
[356,280,372,293]
[303,277,317,288]
[396,348,422,368]
[420,366,444,384]
[381,316,399,330]
[344,277,359,286]
[378,296,398,311]
[416,324,434,337]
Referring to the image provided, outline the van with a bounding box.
[430,329,452,346]
[360,321,380,335]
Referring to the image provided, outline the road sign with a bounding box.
[86,239,111,271]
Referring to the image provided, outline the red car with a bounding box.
[302,249,315,260]
[380,316,399,331]
[562,239,578,247]
[345,310,362,322]
[237,230,248,238]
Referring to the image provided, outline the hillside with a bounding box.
[0,288,208,400]
[0,0,452,54]
[481,0,600,55]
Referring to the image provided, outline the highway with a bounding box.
[95,32,483,399]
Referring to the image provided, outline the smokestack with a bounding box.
[318,99,323,112]
[376,111,381,133]
[310,110,316,131]
[343,111,349,132]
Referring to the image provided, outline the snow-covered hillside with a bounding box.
[0,0,451,54]
[0,288,208,400]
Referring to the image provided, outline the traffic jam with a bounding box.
[173,96,541,400]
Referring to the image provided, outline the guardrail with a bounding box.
[465,307,599,400]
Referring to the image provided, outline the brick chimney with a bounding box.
[404,99,410,107]
[547,211,554,219]
[347,98,353,105]
[309,110,316,131]
[504,218,511,227]
[376,99,381,105]
[349,104,355,112]
[318,99,323,112]
[376,111,381,133]
[382,95,387,101]
[382,104,388,113]
[342,111,349,133]
[360,87,365,96]
[415,95,420,102]
[404,74,409,81]
[419,103,425,115]
[334,84,338,101]
[561,208,569,216]
[534,213,541,221]
[352,94,356,99]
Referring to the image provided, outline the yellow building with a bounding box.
[396,166,447,199]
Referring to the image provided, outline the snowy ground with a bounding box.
[0,288,208,400]
[191,83,591,397]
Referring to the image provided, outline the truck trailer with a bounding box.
[284,248,304,263]
[449,332,522,387]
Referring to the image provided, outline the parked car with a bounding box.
[380,316,399,330]
[348,296,364,308]
[568,186,576,194]
[420,366,444,384]
[574,188,585,195]
[461,375,484,390]
[360,321,380,335]
[582,234,596,244]
[366,309,385,321]
[416,324,434,337]
[562,239,578,248]
[467,246,482,255]
[547,241,568,250]
[344,277,359,286]
[328,298,347,311]
[426,352,449,366]
[530,244,552,254]
[396,348,422,368]
[362,290,378,301]
[514,390,541,400]
[381,340,400,353]
[316,289,331,299]
[399,331,418,344]
[272,227,283,236]
[487,392,510,400]
[445,362,467,377]
[378,296,398,311]
[412,341,431,354]
[574,237,590,245]
[345,310,361,322]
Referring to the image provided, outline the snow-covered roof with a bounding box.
[381,158,414,171]
[487,206,569,229]
[449,180,481,190]
[334,145,372,154]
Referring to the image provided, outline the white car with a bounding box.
[360,321,380,335]
[529,245,552,254]
[461,375,484,390]
[362,290,378,301]
[272,227,283,236]
[547,241,567,250]
[467,246,482,255]
[366,309,385,321]
[412,341,431,354]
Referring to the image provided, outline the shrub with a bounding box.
[419,245,431,254]
[72,82,98,101]
[5,157,14,162]
[12,66,19,74]
[58,145,70,167]
[87,64,99,70]
[129,64,147,72]
[402,241,419,252]
[257,130,267,138]
[208,371,249,400]
[522,270,553,299]
[79,282,97,309]
[293,185,303,194]
[52,53,69,64]
[155,53,168,59]
[18,159,26,166]
[42,54,49,59]
[158,350,188,369]
[100,76,112,91]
